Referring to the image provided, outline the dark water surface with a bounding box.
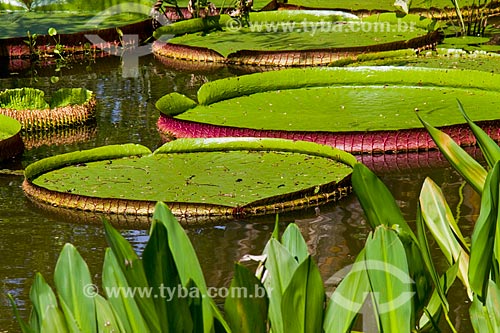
[0,55,477,332]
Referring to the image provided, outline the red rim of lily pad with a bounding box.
[156,66,500,154]
[152,12,442,67]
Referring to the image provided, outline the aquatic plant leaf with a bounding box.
[25,143,152,180]
[29,273,67,332]
[152,202,231,332]
[281,223,309,264]
[419,262,459,331]
[469,162,500,303]
[419,177,471,298]
[102,249,150,333]
[281,256,325,333]
[415,200,449,315]
[0,114,22,140]
[94,295,125,333]
[167,12,431,58]
[40,305,69,333]
[264,238,300,333]
[103,221,160,331]
[155,92,197,116]
[26,138,353,216]
[324,249,369,333]
[7,294,35,333]
[352,163,414,238]
[143,220,193,332]
[50,88,93,109]
[419,116,487,193]
[224,263,268,333]
[456,99,500,169]
[470,281,500,333]
[54,243,96,333]
[154,15,232,38]
[365,226,413,333]
[0,88,48,110]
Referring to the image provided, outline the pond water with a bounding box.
[0,54,479,332]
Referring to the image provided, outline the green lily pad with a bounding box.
[157,66,500,153]
[0,87,96,131]
[153,12,439,66]
[23,138,356,222]
[0,114,23,161]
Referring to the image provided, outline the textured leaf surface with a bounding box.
[282,256,325,333]
[30,138,352,207]
[365,227,413,333]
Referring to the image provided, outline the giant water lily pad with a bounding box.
[0,87,96,131]
[157,66,500,154]
[0,114,23,161]
[23,138,356,224]
[153,11,440,66]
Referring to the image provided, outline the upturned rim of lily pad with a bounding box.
[22,137,356,225]
[0,87,96,132]
[156,66,500,154]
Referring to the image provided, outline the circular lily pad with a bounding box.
[23,138,356,224]
[0,114,24,161]
[153,11,440,66]
[157,66,500,154]
[0,87,96,132]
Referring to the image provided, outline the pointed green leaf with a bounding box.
[264,238,299,333]
[102,249,150,333]
[103,220,160,331]
[470,281,500,333]
[95,294,125,333]
[143,220,193,333]
[281,223,309,264]
[151,202,231,332]
[282,256,325,333]
[419,177,471,298]
[271,214,280,240]
[419,116,487,193]
[352,163,416,241]
[58,297,83,333]
[364,226,413,333]
[469,162,500,303]
[324,249,369,333]
[7,294,34,333]
[457,99,500,169]
[54,243,96,333]
[28,274,68,332]
[419,262,459,331]
[225,263,268,333]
